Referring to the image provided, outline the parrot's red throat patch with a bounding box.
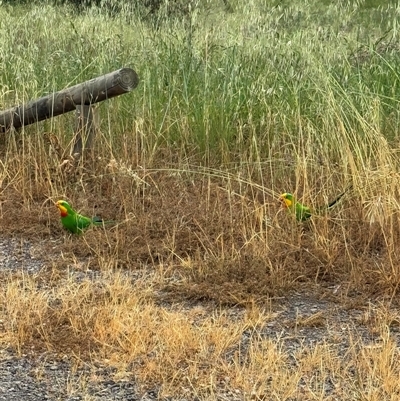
[56,203,68,217]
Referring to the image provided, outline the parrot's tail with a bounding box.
[327,184,353,209]
[92,217,115,226]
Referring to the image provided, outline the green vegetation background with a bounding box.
[1,0,400,193]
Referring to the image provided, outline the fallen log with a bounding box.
[0,67,139,132]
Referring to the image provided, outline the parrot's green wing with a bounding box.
[294,202,312,221]
[74,213,95,232]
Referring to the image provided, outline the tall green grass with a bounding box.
[1,0,400,197]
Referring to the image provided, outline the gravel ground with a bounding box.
[0,348,145,401]
[0,237,398,400]
[0,237,148,401]
[0,237,45,273]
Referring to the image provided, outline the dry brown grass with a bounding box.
[2,1,400,398]
[1,126,400,399]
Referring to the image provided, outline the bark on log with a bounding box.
[0,67,139,132]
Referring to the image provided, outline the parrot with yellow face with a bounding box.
[280,187,351,221]
[56,200,113,233]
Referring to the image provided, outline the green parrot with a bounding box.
[56,200,112,233]
[280,187,351,221]
[280,193,312,221]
